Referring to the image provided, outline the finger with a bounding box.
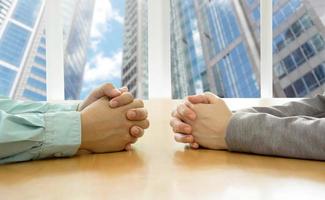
[119,86,128,93]
[125,138,138,151]
[109,92,134,108]
[129,126,144,138]
[177,104,196,121]
[126,108,148,121]
[124,99,145,110]
[132,119,150,129]
[95,83,121,99]
[204,92,222,104]
[187,94,210,104]
[79,83,121,110]
[125,144,132,151]
[169,117,192,134]
[190,143,200,149]
[174,133,194,144]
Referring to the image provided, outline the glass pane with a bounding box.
[273,0,325,97]
[171,0,261,99]
[77,0,148,100]
[0,0,148,101]
[0,0,45,99]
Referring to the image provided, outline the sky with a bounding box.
[80,0,125,99]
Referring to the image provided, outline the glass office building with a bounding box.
[171,0,261,99]
[0,0,44,98]
[273,0,325,97]
[0,0,94,100]
[121,0,148,99]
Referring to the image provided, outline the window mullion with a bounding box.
[45,0,65,100]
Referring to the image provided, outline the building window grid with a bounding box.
[275,34,325,80]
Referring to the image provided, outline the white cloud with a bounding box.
[83,50,122,83]
[91,0,124,40]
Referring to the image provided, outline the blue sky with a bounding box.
[80,0,125,99]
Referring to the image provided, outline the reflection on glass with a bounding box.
[171,0,261,99]
[273,0,325,97]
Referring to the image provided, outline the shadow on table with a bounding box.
[173,147,325,182]
[0,150,145,185]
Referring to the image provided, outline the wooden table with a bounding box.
[1,99,325,200]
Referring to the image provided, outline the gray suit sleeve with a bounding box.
[225,94,325,160]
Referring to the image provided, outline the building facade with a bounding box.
[0,0,94,100]
[272,0,325,97]
[171,0,261,99]
[121,0,148,99]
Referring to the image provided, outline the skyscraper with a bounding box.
[121,0,148,99]
[171,0,261,99]
[0,0,94,100]
[272,0,325,97]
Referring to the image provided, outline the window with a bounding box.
[284,85,296,97]
[31,66,46,79]
[291,21,303,37]
[283,55,296,73]
[37,47,46,55]
[314,63,325,84]
[1,0,324,100]
[303,72,318,91]
[273,0,325,98]
[171,0,260,98]
[0,65,16,96]
[274,62,286,79]
[23,89,46,101]
[301,42,315,59]
[0,22,31,67]
[291,48,306,67]
[34,56,46,67]
[27,78,47,91]
[12,0,42,28]
[293,79,307,97]
[311,34,325,52]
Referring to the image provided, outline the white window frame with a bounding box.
[45,0,275,100]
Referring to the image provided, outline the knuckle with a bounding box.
[135,99,144,107]
[103,83,113,89]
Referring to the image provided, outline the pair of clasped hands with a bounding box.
[78,84,232,154]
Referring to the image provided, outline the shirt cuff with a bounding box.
[47,103,80,112]
[38,111,81,159]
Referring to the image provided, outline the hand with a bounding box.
[80,96,150,153]
[78,83,129,111]
[78,83,146,148]
[170,92,232,150]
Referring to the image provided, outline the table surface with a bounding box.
[1,99,325,200]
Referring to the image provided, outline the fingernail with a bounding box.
[110,100,118,107]
[128,110,136,118]
[132,127,139,135]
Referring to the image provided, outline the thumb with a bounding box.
[204,92,221,104]
[187,92,221,105]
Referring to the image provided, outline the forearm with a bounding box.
[0,98,79,114]
[0,110,81,164]
[236,94,325,117]
[226,112,325,160]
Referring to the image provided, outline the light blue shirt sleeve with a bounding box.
[0,97,81,164]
